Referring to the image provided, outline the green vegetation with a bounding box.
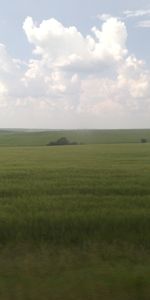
[47,136,77,146]
[0,128,150,146]
[0,142,150,299]
[141,138,147,143]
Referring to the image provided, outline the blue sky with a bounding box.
[0,0,150,128]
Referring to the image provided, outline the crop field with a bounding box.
[0,137,150,299]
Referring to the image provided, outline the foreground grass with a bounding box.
[0,244,150,300]
[0,144,150,299]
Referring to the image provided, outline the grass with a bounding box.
[0,128,150,146]
[0,143,150,298]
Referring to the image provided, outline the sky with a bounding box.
[0,0,150,129]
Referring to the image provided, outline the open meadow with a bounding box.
[0,131,150,299]
[0,128,150,146]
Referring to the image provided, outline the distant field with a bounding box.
[0,143,150,299]
[0,128,150,146]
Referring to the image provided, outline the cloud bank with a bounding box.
[0,16,150,128]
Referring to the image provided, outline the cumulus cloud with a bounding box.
[23,17,87,60]
[23,16,127,64]
[0,16,150,128]
[22,16,128,98]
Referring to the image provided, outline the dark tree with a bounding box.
[47,137,77,146]
[141,138,147,143]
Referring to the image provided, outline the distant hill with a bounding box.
[0,129,149,147]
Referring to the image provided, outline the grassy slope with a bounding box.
[0,144,150,299]
[0,128,150,146]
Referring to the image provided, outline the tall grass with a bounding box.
[0,143,150,299]
[0,144,149,247]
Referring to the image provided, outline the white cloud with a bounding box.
[124,9,150,18]
[0,16,150,128]
[23,17,87,60]
[97,13,113,21]
[137,20,150,28]
[92,17,128,60]
[21,16,129,115]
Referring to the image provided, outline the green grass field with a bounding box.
[0,128,150,146]
[0,132,150,299]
